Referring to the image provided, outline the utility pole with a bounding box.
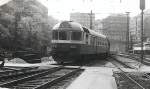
[136,17,138,41]
[14,12,21,51]
[90,10,93,30]
[126,12,130,53]
[140,0,145,68]
[141,10,144,65]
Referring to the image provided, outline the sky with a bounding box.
[26,0,150,20]
[0,0,11,6]
[0,0,150,20]
[1,0,149,20]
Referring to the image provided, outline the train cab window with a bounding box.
[52,31,58,40]
[59,31,67,40]
[71,32,82,40]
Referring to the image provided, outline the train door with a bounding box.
[85,33,89,45]
[106,38,110,52]
[82,27,90,45]
[94,37,97,54]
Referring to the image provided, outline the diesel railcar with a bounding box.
[133,42,150,55]
[51,21,110,63]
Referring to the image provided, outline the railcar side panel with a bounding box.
[79,44,96,54]
[96,46,107,53]
[80,45,107,54]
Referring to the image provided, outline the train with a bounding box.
[133,42,150,55]
[51,21,110,63]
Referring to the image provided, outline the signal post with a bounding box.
[140,0,145,68]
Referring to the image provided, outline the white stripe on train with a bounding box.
[51,40,85,44]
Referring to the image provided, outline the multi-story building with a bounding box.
[0,0,48,31]
[94,19,103,33]
[102,14,128,52]
[144,10,150,41]
[130,9,150,43]
[70,12,95,30]
[0,0,52,50]
[130,16,141,43]
[1,0,48,16]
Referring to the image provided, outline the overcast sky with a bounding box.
[38,0,150,20]
[1,0,149,20]
[0,0,144,20]
[0,0,149,20]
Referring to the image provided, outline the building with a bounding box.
[2,0,49,31]
[70,12,95,30]
[144,10,150,40]
[102,14,128,52]
[94,19,103,33]
[0,0,51,50]
[130,9,150,44]
[130,16,141,44]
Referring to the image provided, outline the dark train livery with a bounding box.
[51,21,110,63]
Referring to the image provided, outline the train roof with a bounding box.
[83,26,106,38]
[52,21,106,38]
[52,21,84,31]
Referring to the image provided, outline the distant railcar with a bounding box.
[51,21,110,63]
[133,42,150,55]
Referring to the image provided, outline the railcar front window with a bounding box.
[52,31,58,40]
[59,31,67,40]
[71,32,82,40]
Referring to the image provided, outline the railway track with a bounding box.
[0,67,51,86]
[110,53,144,69]
[0,66,83,89]
[0,66,38,77]
[117,53,150,65]
[108,56,136,69]
[112,60,150,89]
[118,53,141,61]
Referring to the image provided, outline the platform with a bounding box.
[67,65,150,89]
[67,67,117,89]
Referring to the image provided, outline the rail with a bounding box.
[117,67,145,89]
[0,66,63,87]
[117,53,150,65]
[0,66,83,89]
[110,56,137,69]
[34,67,82,89]
[112,60,146,89]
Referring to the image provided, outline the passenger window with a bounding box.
[52,31,58,40]
[71,32,82,40]
[59,31,67,40]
